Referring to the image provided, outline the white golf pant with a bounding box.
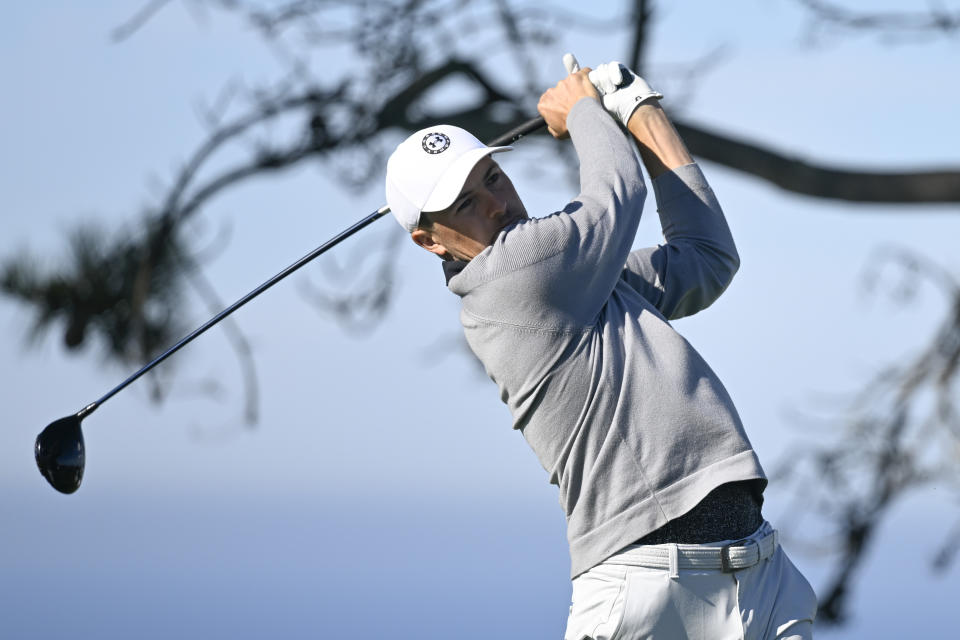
[564,522,817,640]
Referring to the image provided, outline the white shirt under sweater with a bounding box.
[444,98,766,578]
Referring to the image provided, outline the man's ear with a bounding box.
[411,229,449,258]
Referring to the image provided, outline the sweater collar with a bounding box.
[441,259,469,285]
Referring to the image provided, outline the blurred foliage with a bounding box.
[2,219,186,399]
[775,248,960,623]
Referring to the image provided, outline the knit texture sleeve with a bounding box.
[621,163,740,319]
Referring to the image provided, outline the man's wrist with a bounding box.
[626,99,664,129]
[626,102,693,178]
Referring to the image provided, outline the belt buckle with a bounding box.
[720,538,755,573]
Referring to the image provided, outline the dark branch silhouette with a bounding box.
[177,251,260,426]
[775,247,960,624]
[797,0,960,41]
[2,221,188,401]
[110,0,174,42]
[627,0,653,75]
[676,121,960,203]
[298,229,405,335]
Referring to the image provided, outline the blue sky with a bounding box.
[2,1,957,637]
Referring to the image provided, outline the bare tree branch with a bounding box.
[778,247,960,624]
[298,229,404,335]
[797,0,960,40]
[676,120,960,203]
[627,0,653,75]
[177,251,260,426]
[111,0,175,42]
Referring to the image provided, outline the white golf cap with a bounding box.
[385,125,512,232]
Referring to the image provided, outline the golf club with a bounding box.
[35,116,547,494]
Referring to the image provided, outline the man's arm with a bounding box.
[626,98,740,320]
[585,60,739,319]
[626,101,693,179]
[620,163,740,319]
[455,73,646,328]
[577,57,691,178]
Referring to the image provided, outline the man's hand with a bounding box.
[588,61,663,128]
[537,68,600,139]
[564,54,663,128]
[563,53,689,177]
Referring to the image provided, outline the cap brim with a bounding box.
[421,146,512,213]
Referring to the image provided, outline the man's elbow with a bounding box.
[726,246,741,285]
[708,242,740,292]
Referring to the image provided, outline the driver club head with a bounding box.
[35,415,85,494]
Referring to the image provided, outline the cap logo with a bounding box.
[422,132,451,154]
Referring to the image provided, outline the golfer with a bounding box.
[385,56,818,639]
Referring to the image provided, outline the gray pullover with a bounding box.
[445,98,765,578]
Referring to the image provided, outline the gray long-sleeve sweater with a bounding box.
[445,98,765,578]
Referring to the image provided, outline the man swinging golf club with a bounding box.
[385,55,818,639]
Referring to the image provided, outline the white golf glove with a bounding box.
[563,53,663,127]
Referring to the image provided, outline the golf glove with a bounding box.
[562,53,663,127]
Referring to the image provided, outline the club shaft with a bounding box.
[83,116,547,417]
[87,205,390,413]
[487,116,547,146]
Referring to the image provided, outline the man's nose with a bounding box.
[481,190,507,218]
